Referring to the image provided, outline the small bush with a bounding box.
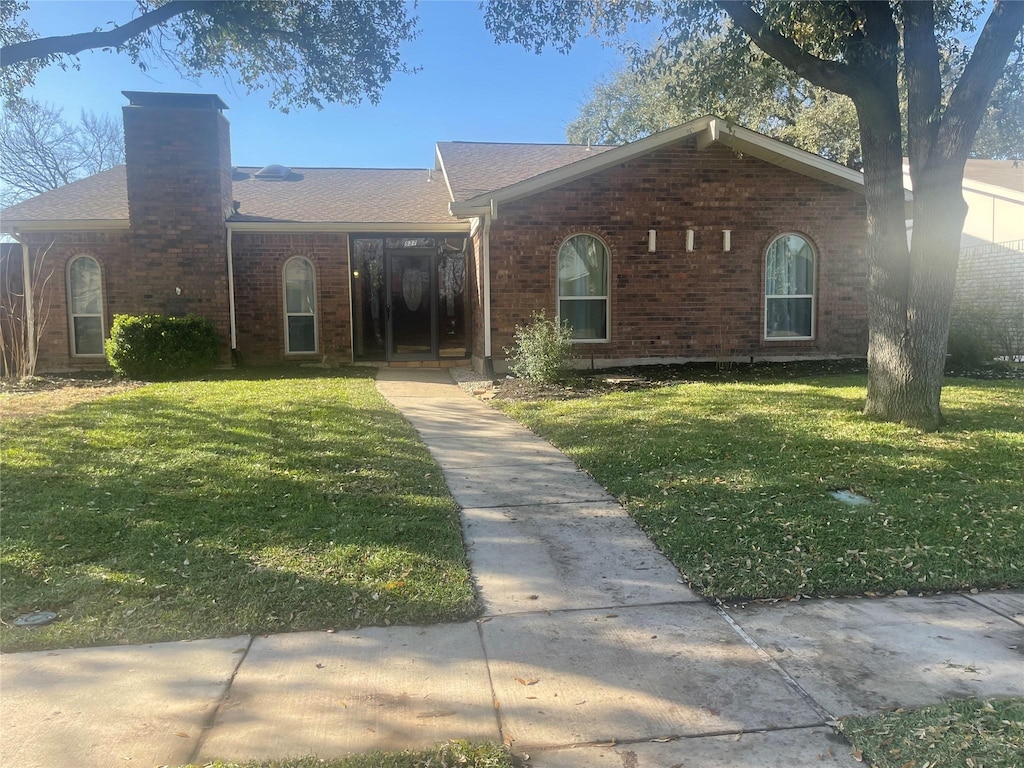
[105,314,220,380]
[504,310,575,383]
[946,318,994,369]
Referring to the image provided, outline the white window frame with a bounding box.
[66,254,105,357]
[283,256,318,354]
[556,233,610,343]
[764,233,816,341]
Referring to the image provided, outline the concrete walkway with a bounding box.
[2,368,1022,767]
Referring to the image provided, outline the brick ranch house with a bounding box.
[1,91,872,376]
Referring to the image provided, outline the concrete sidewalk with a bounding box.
[2,369,1022,767]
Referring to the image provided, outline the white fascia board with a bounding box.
[451,115,873,216]
[2,219,130,234]
[903,162,1022,204]
[228,221,470,234]
[962,178,1024,204]
[712,119,866,193]
[434,144,457,204]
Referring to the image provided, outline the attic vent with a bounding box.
[255,164,291,180]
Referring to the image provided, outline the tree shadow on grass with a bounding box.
[499,378,1024,599]
[1,372,478,651]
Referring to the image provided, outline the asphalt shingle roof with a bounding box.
[0,166,129,222]
[436,141,618,202]
[962,159,1024,193]
[229,167,454,223]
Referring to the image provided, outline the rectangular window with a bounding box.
[73,316,104,356]
[766,296,813,338]
[559,299,608,341]
[287,316,316,352]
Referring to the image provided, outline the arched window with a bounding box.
[284,256,317,353]
[557,234,609,341]
[67,255,104,356]
[765,234,815,339]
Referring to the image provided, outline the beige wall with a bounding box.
[962,184,1024,245]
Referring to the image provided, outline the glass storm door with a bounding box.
[387,249,436,359]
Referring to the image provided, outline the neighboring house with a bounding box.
[903,159,1024,360]
[0,91,872,375]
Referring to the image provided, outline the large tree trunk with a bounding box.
[862,178,967,431]
[854,89,959,431]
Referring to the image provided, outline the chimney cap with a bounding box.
[122,91,229,110]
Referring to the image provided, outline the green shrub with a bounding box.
[105,314,221,380]
[504,310,575,383]
[946,318,994,369]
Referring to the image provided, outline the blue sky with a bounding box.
[21,1,645,169]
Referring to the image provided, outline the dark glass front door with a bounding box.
[388,249,434,359]
[351,235,468,362]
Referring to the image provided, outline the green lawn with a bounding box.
[1,370,477,652]
[495,375,1023,599]
[840,698,1024,768]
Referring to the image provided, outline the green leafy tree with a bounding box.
[569,35,1022,166]
[485,0,1024,430]
[0,0,419,110]
[567,39,863,167]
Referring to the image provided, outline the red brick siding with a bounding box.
[10,231,132,373]
[231,232,351,365]
[122,105,233,354]
[488,140,868,363]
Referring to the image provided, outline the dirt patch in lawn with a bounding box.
[0,376,140,422]
[482,359,868,403]
[480,358,1023,403]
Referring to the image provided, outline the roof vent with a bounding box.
[254,164,292,180]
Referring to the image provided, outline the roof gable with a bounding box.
[435,141,616,203]
[446,116,873,217]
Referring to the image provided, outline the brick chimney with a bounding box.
[121,91,232,334]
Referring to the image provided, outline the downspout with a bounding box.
[482,213,494,376]
[226,224,238,362]
[15,233,35,375]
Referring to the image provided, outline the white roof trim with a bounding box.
[1,219,130,234]
[450,115,877,218]
[434,144,457,205]
[962,178,1024,202]
[228,221,470,234]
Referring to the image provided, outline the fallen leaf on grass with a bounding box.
[851,747,863,762]
[515,677,540,685]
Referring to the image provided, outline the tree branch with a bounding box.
[715,1,861,97]
[0,0,211,67]
[937,0,1024,166]
[903,1,943,175]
